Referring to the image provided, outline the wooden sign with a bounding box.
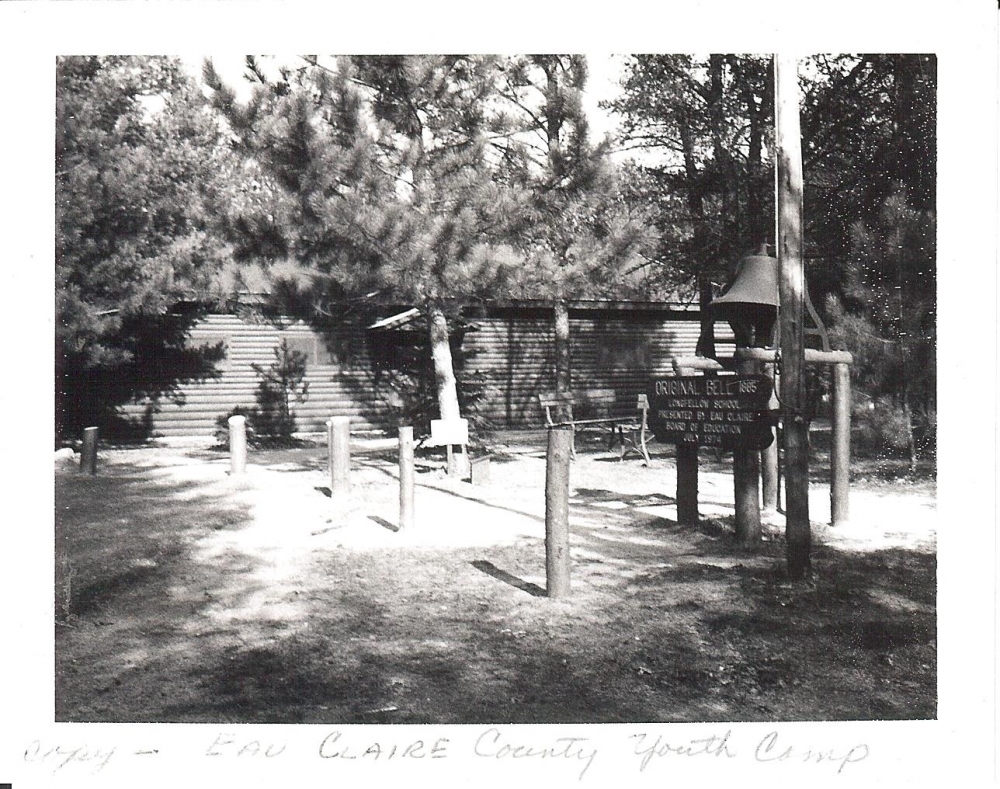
[428,418,469,447]
[648,374,775,449]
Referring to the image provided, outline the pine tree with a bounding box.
[251,339,310,442]
[827,186,936,470]
[609,54,774,358]
[56,56,237,440]
[497,55,653,416]
[349,55,525,447]
[206,56,526,470]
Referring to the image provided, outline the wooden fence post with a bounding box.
[545,426,573,599]
[80,426,98,475]
[399,426,415,530]
[831,362,851,526]
[328,416,351,499]
[228,416,246,475]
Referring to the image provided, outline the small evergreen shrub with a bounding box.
[250,339,310,445]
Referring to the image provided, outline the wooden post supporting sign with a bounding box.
[733,358,762,546]
[676,444,699,525]
[670,356,722,525]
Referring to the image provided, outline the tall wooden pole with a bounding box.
[775,53,811,579]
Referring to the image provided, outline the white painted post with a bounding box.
[229,415,247,475]
[328,416,351,499]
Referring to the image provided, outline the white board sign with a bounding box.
[428,418,468,446]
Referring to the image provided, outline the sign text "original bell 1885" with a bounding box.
[648,374,775,449]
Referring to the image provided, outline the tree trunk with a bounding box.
[680,109,716,360]
[429,306,462,423]
[541,58,567,182]
[708,55,737,258]
[730,55,772,250]
[553,298,572,422]
[696,272,717,359]
[429,306,467,478]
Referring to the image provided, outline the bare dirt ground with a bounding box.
[54,430,936,723]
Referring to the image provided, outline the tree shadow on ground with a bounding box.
[567,487,749,562]
[471,559,546,597]
[550,484,937,721]
[696,545,937,720]
[152,551,712,724]
[55,453,936,724]
[55,468,267,721]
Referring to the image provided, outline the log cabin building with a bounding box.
[118,299,735,439]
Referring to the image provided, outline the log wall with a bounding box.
[119,305,734,437]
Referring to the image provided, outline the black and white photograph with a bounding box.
[1,1,996,787]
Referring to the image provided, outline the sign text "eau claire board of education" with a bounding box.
[648,374,775,449]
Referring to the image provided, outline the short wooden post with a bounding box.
[80,426,98,475]
[399,426,415,529]
[733,358,762,547]
[676,443,699,524]
[228,416,246,475]
[328,416,351,499]
[831,362,851,526]
[55,524,70,621]
[545,426,573,599]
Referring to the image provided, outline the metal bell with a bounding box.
[709,252,779,348]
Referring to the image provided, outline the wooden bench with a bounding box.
[538,389,651,465]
